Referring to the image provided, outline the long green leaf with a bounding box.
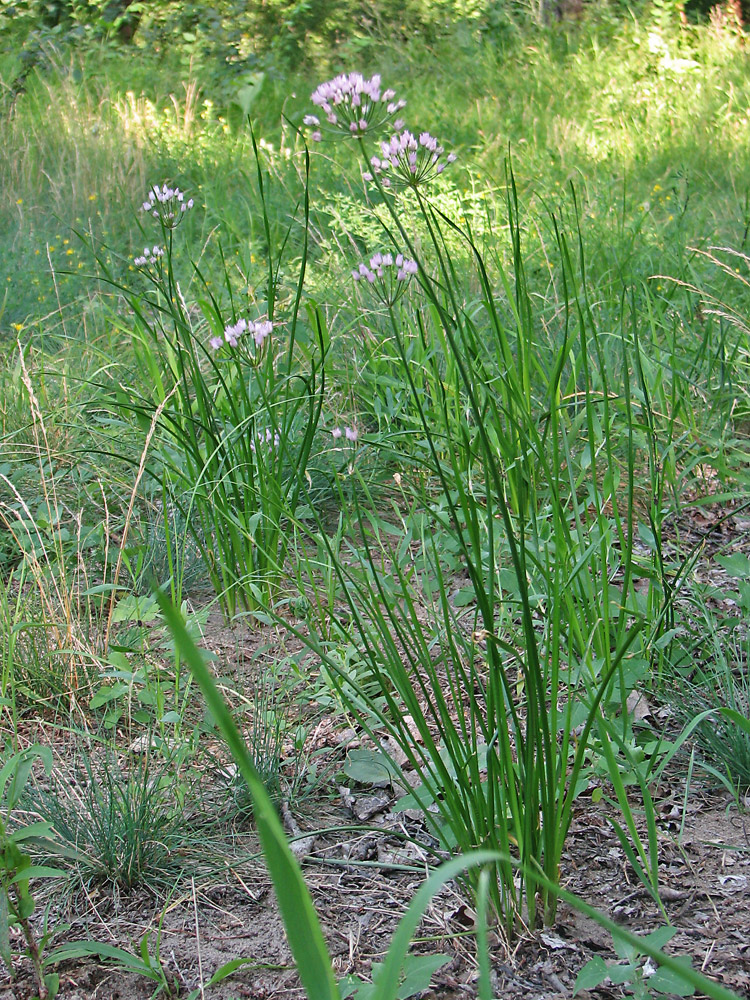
[154,591,339,1000]
[372,851,499,1000]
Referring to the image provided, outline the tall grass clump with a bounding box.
[25,741,189,894]
[0,343,114,705]
[93,148,328,617]
[159,594,743,1000]
[263,72,706,934]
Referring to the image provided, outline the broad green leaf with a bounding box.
[649,958,696,996]
[44,971,60,998]
[344,749,400,786]
[9,820,57,842]
[10,864,66,880]
[47,940,150,974]
[715,554,750,578]
[574,956,609,993]
[338,974,369,999]
[204,956,258,986]
[397,953,450,997]
[89,682,130,709]
[607,962,639,985]
[644,926,678,950]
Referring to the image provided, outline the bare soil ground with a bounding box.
[3,729,748,1000]
[2,500,750,999]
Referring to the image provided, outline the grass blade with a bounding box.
[153,590,339,1000]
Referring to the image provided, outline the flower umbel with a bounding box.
[250,427,281,454]
[134,245,165,267]
[306,73,406,140]
[352,251,419,305]
[365,130,457,189]
[332,425,359,443]
[142,183,194,229]
[209,317,274,353]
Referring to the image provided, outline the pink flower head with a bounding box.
[367,129,457,189]
[218,316,272,353]
[350,249,418,305]
[133,245,165,267]
[306,73,406,141]
[252,427,281,454]
[253,320,273,348]
[140,183,194,230]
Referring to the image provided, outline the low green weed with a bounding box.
[576,925,696,999]
[0,745,65,1000]
[53,909,256,1000]
[92,592,211,739]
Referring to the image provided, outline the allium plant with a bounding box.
[99,161,326,617]
[288,71,674,937]
[351,251,418,305]
[365,130,457,188]
[305,72,405,140]
[141,183,194,229]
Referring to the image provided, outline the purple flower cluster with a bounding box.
[209,317,273,351]
[353,251,418,283]
[251,427,281,453]
[134,245,164,267]
[305,72,405,141]
[365,130,457,189]
[331,425,359,442]
[142,183,194,229]
[352,251,419,305]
